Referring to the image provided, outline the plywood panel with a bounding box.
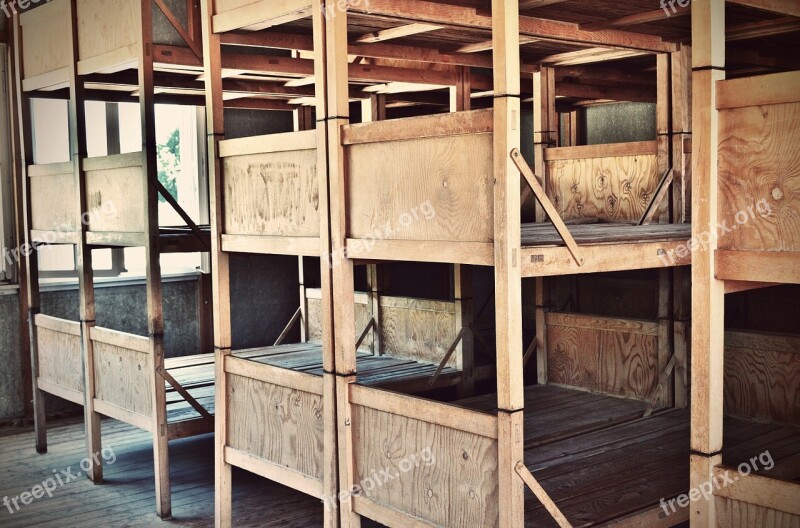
[37,324,83,394]
[352,404,498,528]
[718,102,800,252]
[346,133,494,243]
[223,149,319,238]
[85,160,145,233]
[307,292,372,352]
[30,170,77,233]
[724,331,800,425]
[716,497,800,527]
[19,0,71,79]
[93,339,152,417]
[546,154,661,222]
[77,0,139,64]
[227,373,324,481]
[546,313,661,401]
[380,296,458,367]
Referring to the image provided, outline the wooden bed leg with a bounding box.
[336,375,360,528]
[29,310,47,454]
[322,373,339,528]
[454,264,475,397]
[81,322,103,483]
[151,336,171,519]
[216,348,232,528]
[499,411,525,528]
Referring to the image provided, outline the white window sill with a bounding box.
[39,269,203,292]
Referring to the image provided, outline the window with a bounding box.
[31,100,206,280]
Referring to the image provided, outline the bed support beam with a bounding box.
[638,168,674,226]
[428,326,467,388]
[274,307,303,346]
[514,462,573,528]
[156,366,213,421]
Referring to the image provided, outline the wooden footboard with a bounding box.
[343,110,494,265]
[714,469,800,527]
[345,384,499,527]
[75,0,139,75]
[219,130,321,256]
[213,0,313,33]
[716,71,800,285]
[84,153,146,246]
[35,315,84,405]
[19,0,71,91]
[224,355,328,498]
[546,312,669,405]
[90,326,153,430]
[28,162,79,244]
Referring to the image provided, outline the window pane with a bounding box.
[85,101,108,158]
[156,105,201,226]
[32,99,69,164]
[92,248,112,271]
[38,245,75,272]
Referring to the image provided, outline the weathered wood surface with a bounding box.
[29,163,78,233]
[521,222,691,246]
[35,315,83,394]
[19,0,71,84]
[76,0,139,72]
[84,154,145,233]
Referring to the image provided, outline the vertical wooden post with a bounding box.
[690,1,725,526]
[671,45,692,409]
[532,66,555,386]
[10,13,44,452]
[200,0,233,525]
[67,0,103,483]
[138,0,170,518]
[493,1,524,527]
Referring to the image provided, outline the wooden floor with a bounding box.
[520,223,691,247]
[0,417,340,527]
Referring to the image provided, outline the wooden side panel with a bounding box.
[546,312,662,402]
[307,291,372,352]
[352,404,499,528]
[380,296,458,367]
[36,320,83,394]
[85,161,145,233]
[30,170,77,232]
[718,102,800,252]
[346,133,494,243]
[227,373,324,481]
[93,340,152,417]
[546,154,661,222]
[724,331,800,425]
[19,0,71,79]
[76,0,139,63]
[716,497,800,528]
[223,149,319,238]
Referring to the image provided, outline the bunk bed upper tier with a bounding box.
[339,109,690,274]
[28,162,80,244]
[20,0,143,91]
[212,0,313,33]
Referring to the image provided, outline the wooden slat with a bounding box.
[93,399,153,431]
[34,314,81,336]
[342,109,493,145]
[90,326,150,353]
[546,312,659,336]
[352,497,436,528]
[221,234,321,256]
[218,129,316,157]
[82,152,143,171]
[225,355,324,395]
[225,446,324,499]
[349,384,497,439]
[544,141,656,161]
[713,467,800,516]
[37,378,84,406]
[726,0,800,17]
[213,0,312,33]
[716,250,800,284]
[355,23,444,43]
[344,239,494,266]
[27,161,74,177]
[716,71,800,109]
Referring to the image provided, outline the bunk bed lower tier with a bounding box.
[520,223,693,277]
[33,314,215,441]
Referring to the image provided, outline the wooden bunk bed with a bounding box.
[14,0,216,520]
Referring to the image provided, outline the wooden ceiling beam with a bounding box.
[579,5,690,32]
[519,0,570,9]
[348,0,677,52]
[456,36,540,53]
[556,82,657,103]
[556,65,655,85]
[355,23,444,43]
[541,47,649,66]
[727,16,800,41]
[726,0,800,17]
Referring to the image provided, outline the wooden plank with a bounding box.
[225,447,324,498]
[92,398,153,431]
[716,250,800,284]
[714,467,800,516]
[36,378,84,406]
[221,234,321,256]
[36,325,84,395]
[726,0,800,17]
[350,384,497,438]
[76,0,140,66]
[218,130,316,157]
[34,314,81,336]
[546,312,659,335]
[352,497,437,528]
[356,23,444,43]
[92,339,153,416]
[515,462,572,528]
[342,109,493,145]
[717,72,800,110]
[344,240,494,266]
[213,0,312,33]
[580,6,689,32]
[379,295,458,367]
[19,0,71,79]
[225,355,324,395]
[544,141,656,161]
[90,326,150,353]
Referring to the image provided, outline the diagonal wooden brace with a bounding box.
[643,352,677,417]
[274,306,302,346]
[510,149,583,266]
[355,318,377,351]
[515,461,573,528]
[429,326,467,387]
[638,167,674,226]
[149,176,210,250]
[156,366,213,421]
[154,0,203,61]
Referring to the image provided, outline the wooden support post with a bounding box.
[493,1,524,527]
[690,1,725,526]
[326,2,357,527]
[67,0,103,484]
[533,66,555,386]
[138,0,171,518]
[657,53,671,224]
[299,257,308,341]
[657,268,674,407]
[10,14,44,453]
[201,0,233,525]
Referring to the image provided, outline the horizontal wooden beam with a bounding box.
[716,70,800,109]
[726,0,800,17]
[348,0,676,52]
[724,280,780,294]
[716,250,800,284]
[714,466,800,516]
[556,82,657,102]
[580,5,690,32]
[519,0,569,9]
[541,47,649,66]
[727,16,800,41]
[355,23,444,43]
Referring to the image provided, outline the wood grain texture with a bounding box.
[223,149,320,238]
[85,163,145,233]
[19,0,71,79]
[346,132,494,243]
[307,291,372,352]
[92,339,152,417]
[546,153,662,222]
[716,497,800,528]
[227,373,324,481]
[76,0,139,64]
[36,320,83,394]
[724,330,800,425]
[380,296,458,367]
[718,102,800,252]
[546,312,662,402]
[352,404,499,528]
[30,168,78,233]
